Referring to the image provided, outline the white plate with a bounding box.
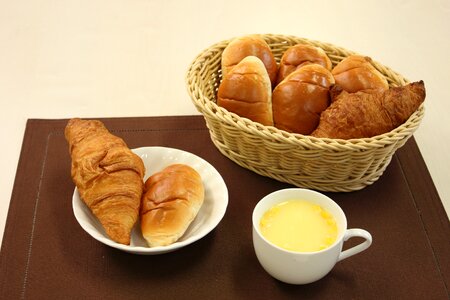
[72,146,228,255]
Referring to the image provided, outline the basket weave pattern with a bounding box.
[186,34,424,192]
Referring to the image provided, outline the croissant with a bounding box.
[65,118,145,245]
[311,81,425,139]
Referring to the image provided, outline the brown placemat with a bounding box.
[1,116,449,299]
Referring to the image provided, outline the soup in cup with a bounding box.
[252,188,372,284]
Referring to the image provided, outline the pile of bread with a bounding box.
[65,118,204,247]
[217,35,425,139]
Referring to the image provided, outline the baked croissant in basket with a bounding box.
[311,81,426,139]
[65,118,145,245]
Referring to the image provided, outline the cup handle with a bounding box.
[338,228,372,262]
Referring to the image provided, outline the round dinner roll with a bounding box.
[331,55,389,93]
[221,35,278,86]
[276,43,332,84]
[140,164,204,247]
[272,64,335,134]
[217,56,273,126]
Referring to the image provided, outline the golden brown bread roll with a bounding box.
[140,164,205,247]
[221,35,278,86]
[217,56,273,126]
[272,64,335,134]
[331,55,389,94]
[65,118,145,245]
[311,81,425,139]
[276,43,332,84]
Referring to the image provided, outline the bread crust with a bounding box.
[140,164,204,247]
[218,56,273,126]
[276,44,332,84]
[331,55,389,93]
[311,81,425,139]
[272,64,335,134]
[221,35,278,86]
[65,118,145,245]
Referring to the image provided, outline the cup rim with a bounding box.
[252,188,347,255]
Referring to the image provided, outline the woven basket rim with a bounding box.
[185,33,425,151]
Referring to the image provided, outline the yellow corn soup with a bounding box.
[259,200,338,252]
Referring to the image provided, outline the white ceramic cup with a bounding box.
[252,188,372,285]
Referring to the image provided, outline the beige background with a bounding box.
[1,0,449,246]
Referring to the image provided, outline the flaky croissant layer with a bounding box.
[311,81,426,139]
[65,118,145,245]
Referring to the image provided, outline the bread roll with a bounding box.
[65,118,145,245]
[217,56,273,126]
[221,35,278,86]
[140,164,204,247]
[331,55,389,93]
[276,44,332,84]
[311,81,425,139]
[272,64,335,134]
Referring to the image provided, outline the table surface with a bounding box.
[0,0,449,247]
[1,116,448,299]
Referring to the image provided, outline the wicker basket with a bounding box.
[185,34,425,192]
